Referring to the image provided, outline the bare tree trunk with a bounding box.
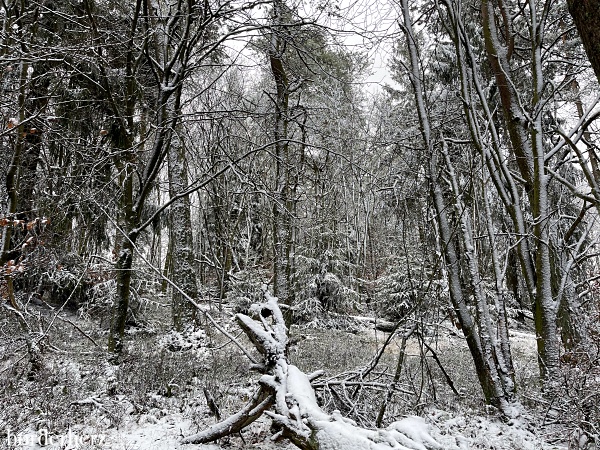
[480,174,515,380]
[442,142,515,397]
[400,0,514,411]
[167,101,198,331]
[108,154,136,355]
[0,61,28,266]
[269,0,294,319]
[568,0,600,84]
[102,0,207,356]
[479,0,560,380]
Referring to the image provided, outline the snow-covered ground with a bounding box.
[0,310,587,450]
[4,404,569,449]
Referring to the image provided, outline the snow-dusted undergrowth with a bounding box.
[0,297,586,450]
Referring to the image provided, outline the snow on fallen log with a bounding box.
[182,292,442,450]
[346,314,398,332]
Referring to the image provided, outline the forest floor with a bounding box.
[0,301,586,450]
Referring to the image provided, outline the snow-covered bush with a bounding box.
[290,296,324,323]
[552,341,600,448]
[373,270,417,321]
[368,251,442,323]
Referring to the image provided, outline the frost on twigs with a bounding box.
[182,292,442,450]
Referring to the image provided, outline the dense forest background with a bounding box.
[1,0,599,448]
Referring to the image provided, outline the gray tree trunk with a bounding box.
[269,0,294,319]
[480,0,560,380]
[108,146,136,356]
[167,114,198,331]
[400,0,514,412]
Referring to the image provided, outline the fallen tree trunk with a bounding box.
[345,314,397,332]
[182,292,442,450]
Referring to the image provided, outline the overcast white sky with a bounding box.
[222,0,401,92]
[305,0,400,90]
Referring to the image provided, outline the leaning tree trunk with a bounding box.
[399,0,515,412]
[480,0,560,380]
[442,142,516,398]
[182,293,442,450]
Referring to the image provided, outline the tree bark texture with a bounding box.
[479,0,560,380]
[401,0,514,412]
[568,0,600,85]
[269,0,294,317]
[108,158,136,355]
[167,105,198,331]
